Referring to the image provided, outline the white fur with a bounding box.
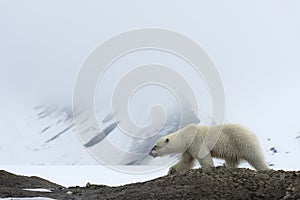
[149,124,270,175]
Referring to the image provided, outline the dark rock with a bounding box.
[0,167,299,199]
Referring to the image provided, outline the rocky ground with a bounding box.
[0,167,299,200]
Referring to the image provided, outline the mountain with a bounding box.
[0,100,199,165]
[0,100,299,169]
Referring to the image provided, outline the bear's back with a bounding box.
[196,124,258,152]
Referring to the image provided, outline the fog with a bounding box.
[0,0,300,167]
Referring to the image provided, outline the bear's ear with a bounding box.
[165,138,169,143]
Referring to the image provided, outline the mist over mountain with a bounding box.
[0,1,299,171]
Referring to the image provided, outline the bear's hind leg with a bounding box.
[168,151,195,175]
[244,152,270,171]
[225,157,240,168]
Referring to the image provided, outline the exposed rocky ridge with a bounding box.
[0,167,299,200]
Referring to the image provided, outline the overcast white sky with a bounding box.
[0,1,300,167]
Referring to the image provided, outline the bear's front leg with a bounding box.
[168,151,195,175]
[167,166,177,175]
[197,153,214,169]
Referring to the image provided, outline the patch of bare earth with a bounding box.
[0,167,299,200]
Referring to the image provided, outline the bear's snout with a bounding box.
[149,150,158,157]
[149,146,159,157]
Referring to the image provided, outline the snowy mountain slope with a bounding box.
[81,97,201,166]
[0,98,200,166]
[0,100,96,165]
[0,98,299,169]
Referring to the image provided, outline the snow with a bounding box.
[22,189,51,193]
[0,99,97,165]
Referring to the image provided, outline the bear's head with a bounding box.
[149,124,198,158]
[149,132,185,157]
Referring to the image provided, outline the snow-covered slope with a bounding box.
[0,98,201,165]
[0,100,97,165]
[0,98,299,169]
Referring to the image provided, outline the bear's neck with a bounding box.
[175,130,197,152]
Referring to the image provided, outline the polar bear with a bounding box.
[149,124,270,175]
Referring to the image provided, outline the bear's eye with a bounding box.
[165,138,169,143]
